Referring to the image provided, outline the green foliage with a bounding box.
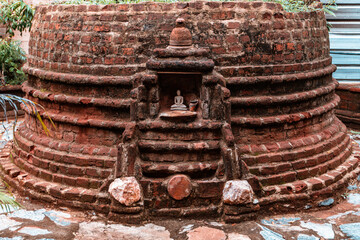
[0,188,21,212]
[322,0,338,17]
[350,130,360,135]
[0,94,54,134]
[0,93,53,213]
[0,39,27,86]
[0,180,21,213]
[0,93,55,213]
[252,0,337,14]
[0,0,35,38]
[0,0,51,207]
[0,0,33,86]
[53,0,117,4]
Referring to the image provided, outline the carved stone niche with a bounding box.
[146,18,226,122]
[158,73,201,120]
[131,19,236,220]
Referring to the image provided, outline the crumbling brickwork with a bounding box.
[336,84,360,129]
[0,1,359,222]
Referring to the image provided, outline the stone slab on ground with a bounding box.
[74,222,172,240]
[187,227,226,240]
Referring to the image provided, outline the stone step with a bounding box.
[248,133,350,176]
[18,126,118,157]
[140,161,221,178]
[260,149,360,204]
[23,105,130,130]
[258,142,353,186]
[140,150,220,163]
[137,120,223,131]
[0,153,111,212]
[23,81,131,108]
[139,129,221,141]
[230,82,337,106]
[10,148,108,189]
[240,120,346,165]
[225,61,334,87]
[231,95,339,126]
[138,140,220,152]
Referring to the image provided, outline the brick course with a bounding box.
[336,83,360,129]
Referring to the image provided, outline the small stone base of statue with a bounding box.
[171,90,187,111]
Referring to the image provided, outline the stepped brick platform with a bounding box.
[1,1,359,223]
[336,83,360,129]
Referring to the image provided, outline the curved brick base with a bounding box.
[336,83,360,129]
[0,142,112,213]
[2,140,359,223]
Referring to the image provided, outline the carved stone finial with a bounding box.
[169,18,192,47]
[176,17,185,27]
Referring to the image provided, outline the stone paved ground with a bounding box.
[1,124,360,240]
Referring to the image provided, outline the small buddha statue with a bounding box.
[171,90,187,111]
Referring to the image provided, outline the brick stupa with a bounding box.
[1,1,359,222]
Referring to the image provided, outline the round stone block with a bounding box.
[167,174,192,200]
[108,177,141,206]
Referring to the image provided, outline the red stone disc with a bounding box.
[167,174,192,200]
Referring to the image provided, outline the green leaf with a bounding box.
[0,39,27,85]
[327,5,338,10]
[323,7,336,16]
[1,0,34,37]
[0,188,21,213]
